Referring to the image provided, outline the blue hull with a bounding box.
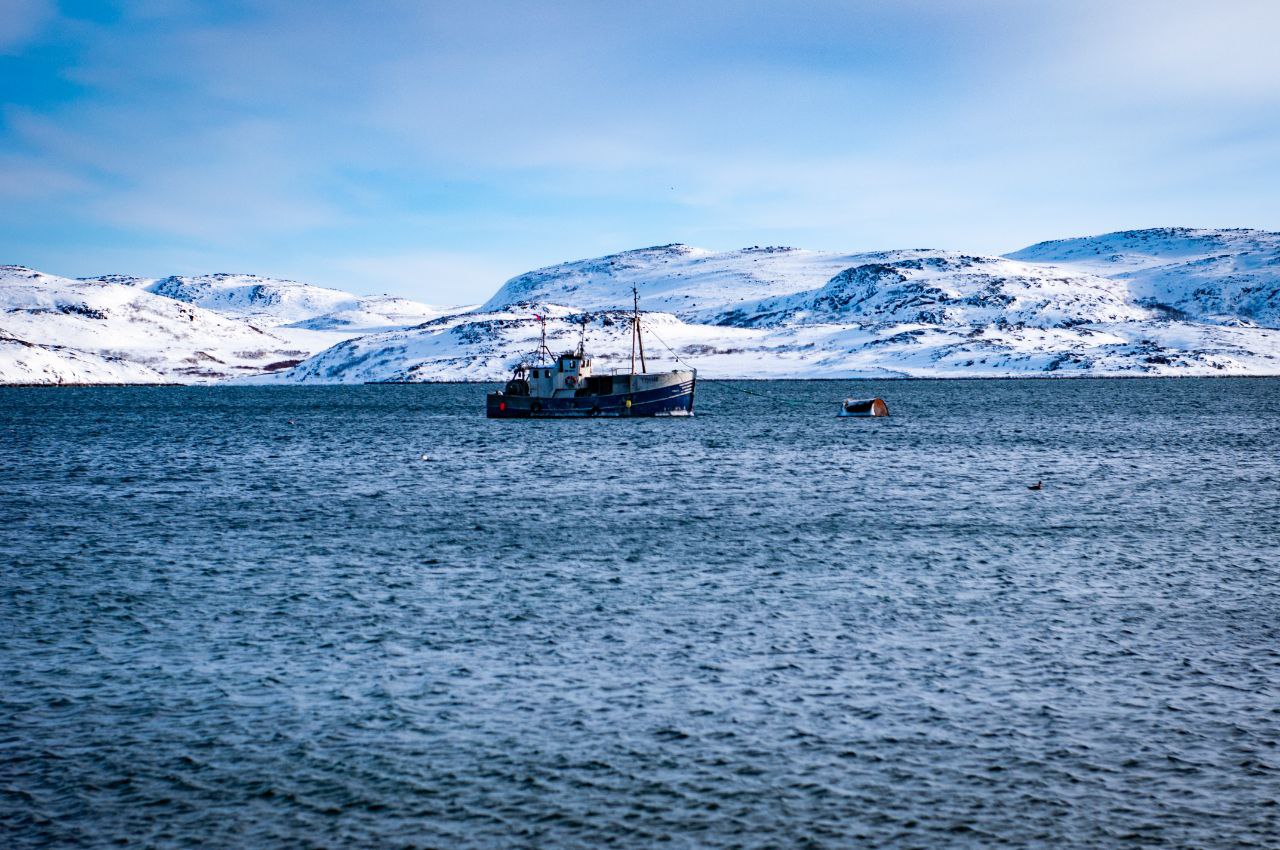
[487,375,696,418]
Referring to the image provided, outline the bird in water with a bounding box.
[1028,480,1043,491]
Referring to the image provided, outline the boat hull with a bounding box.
[839,397,889,417]
[487,371,695,418]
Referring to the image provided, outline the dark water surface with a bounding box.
[2,380,1279,848]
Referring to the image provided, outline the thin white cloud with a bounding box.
[0,0,53,54]
[1,0,1278,299]
[0,152,92,199]
[1048,0,1280,102]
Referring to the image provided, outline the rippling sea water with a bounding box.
[2,380,1278,848]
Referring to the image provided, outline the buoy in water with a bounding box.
[839,397,889,417]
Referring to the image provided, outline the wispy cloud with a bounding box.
[0,0,53,54]
[1,0,1277,301]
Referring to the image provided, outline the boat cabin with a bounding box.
[506,351,618,398]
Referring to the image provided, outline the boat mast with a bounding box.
[631,285,647,374]
[536,313,552,364]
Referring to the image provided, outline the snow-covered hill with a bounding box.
[711,251,1151,329]
[259,301,1280,383]
[0,265,469,384]
[258,230,1280,383]
[281,294,462,332]
[7,228,1280,384]
[0,266,305,383]
[1006,227,1280,327]
[481,244,879,322]
[77,272,459,331]
[0,328,166,385]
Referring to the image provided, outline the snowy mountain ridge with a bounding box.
[1,265,464,384]
[481,243,885,323]
[5,227,1280,384]
[262,228,1280,383]
[709,251,1152,329]
[76,271,459,330]
[1006,227,1280,327]
[0,265,300,384]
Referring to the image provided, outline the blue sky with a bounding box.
[2,0,1279,303]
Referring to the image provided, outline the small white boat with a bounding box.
[839,397,889,417]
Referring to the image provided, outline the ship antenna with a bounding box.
[536,311,551,364]
[578,314,587,358]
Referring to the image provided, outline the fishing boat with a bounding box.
[486,287,696,418]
